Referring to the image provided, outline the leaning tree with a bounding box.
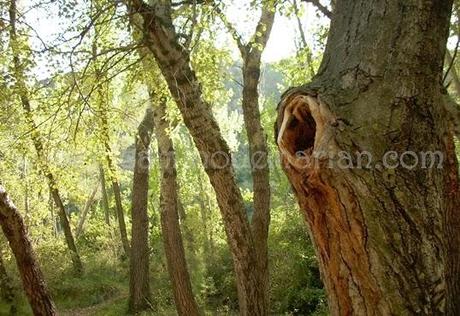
[275,1,460,315]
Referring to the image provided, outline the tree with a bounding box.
[0,186,56,316]
[99,165,111,226]
[153,95,200,316]
[90,2,131,256]
[75,185,99,238]
[218,2,275,306]
[275,1,460,314]
[125,1,269,313]
[8,0,83,275]
[129,107,154,312]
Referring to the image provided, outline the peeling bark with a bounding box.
[276,1,459,315]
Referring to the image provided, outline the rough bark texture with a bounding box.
[275,1,459,315]
[126,1,266,314]
[153,98,200,316]
[8,0,82,275]
[0,186,56,316]
[128,107,154,313]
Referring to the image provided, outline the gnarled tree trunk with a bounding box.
[0,186,56,316]
[275,1,460,315]
[153,96,200,316]
[129,107,154,313]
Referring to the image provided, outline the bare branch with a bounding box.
[213,4,246,55]
[301,0,332,18]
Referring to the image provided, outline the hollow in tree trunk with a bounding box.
[275,1,460,314]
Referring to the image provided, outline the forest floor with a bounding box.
[61,294,128,316]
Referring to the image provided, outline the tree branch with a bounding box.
[301,0,331,18]
[213,5,246,56]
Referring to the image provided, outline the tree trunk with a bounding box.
[153,96,200,316]
[275,1,459,315]
[112,180,130,257]
[99,165,111,226]
[238,7,274,309]
[445,51,460,95]
[128,107,154,313]
[90,15,130,257]
[8,0,83,275]
[126,2,265,314]
[0,251,16,315]
[76,185,99,238]
[0,186,56,316]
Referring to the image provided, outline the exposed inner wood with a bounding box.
[277,94,335,170]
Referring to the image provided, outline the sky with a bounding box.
[220,0,329,62]
[22,0,330,79]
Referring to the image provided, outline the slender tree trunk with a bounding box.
[111,180,130,257]
[275,1,459,314]
[237,7,274,309]
[75,185,99,238]
[153,96,200,316]
[0,251,16,315]
[48,191,57,237]
[445,50,460,96]
[99,165,111,226]
[96,78,130,256]
[0,186,56,316]
[129,107,154,313]
[89,12,130,257]
[8,0,83,275]
[126,2,266,314]
[22,156,29,216]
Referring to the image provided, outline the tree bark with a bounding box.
[8,0,83,275]
[153,97,200,316]
[128,107,154,313]
[126,1,266,314]
[239,7,274,309]
[275,1,459,315]
[0,186,57,316]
